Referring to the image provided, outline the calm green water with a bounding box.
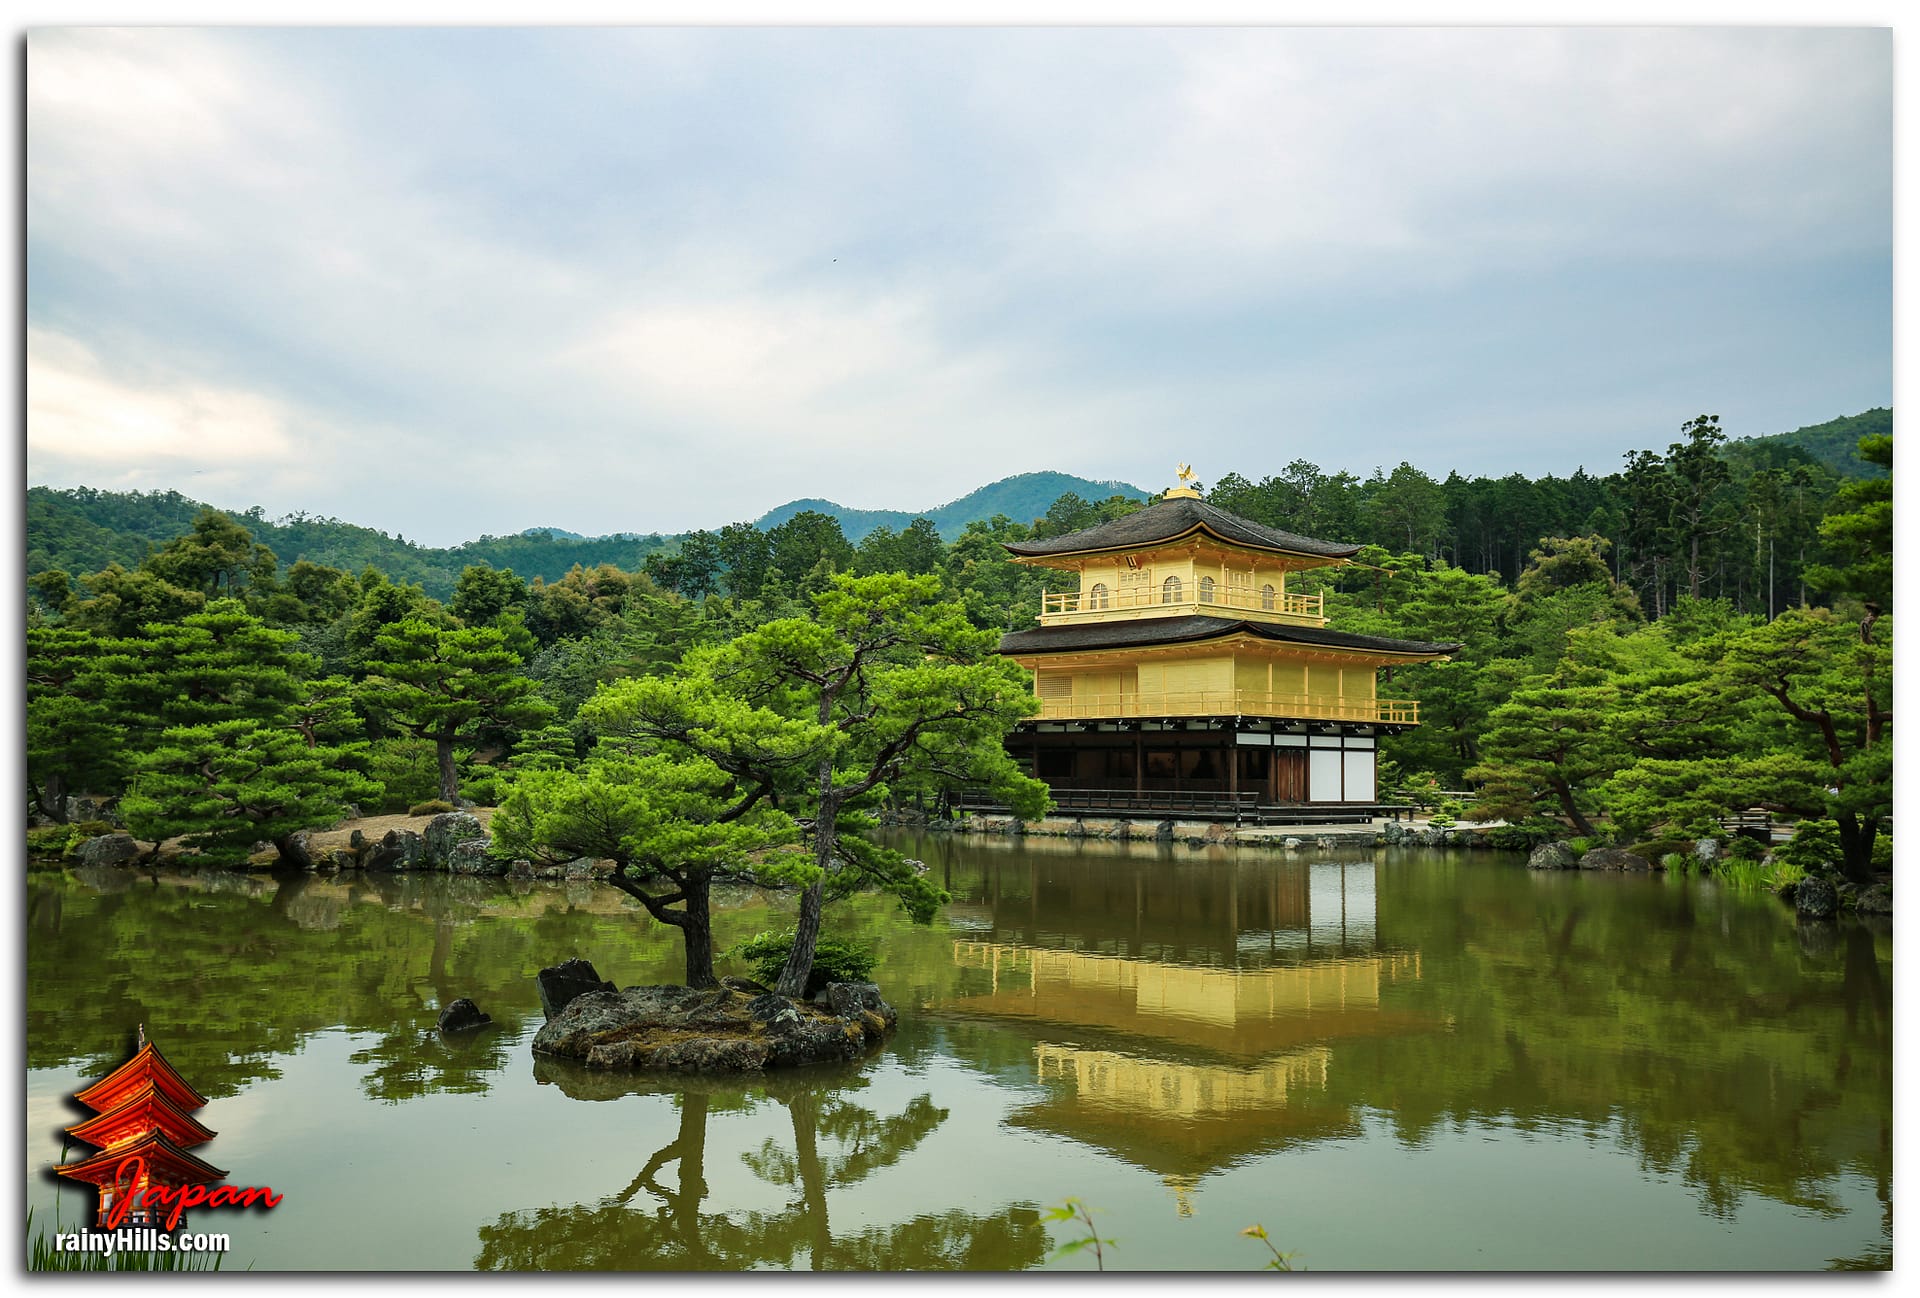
[25,837,1891,1271]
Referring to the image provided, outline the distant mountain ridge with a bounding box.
[753,470,1149,541]
[26,409,1887,596]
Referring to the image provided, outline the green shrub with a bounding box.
[26,826,77,858]
[731,930,877,988]
[26,820,120,860]
[1727,833,1766,862]
[1872,834,1892,874]
[369,737,441,813]
[1567,836,1596,856]
[1772,820,1841,877]
[408,799,457,817]
[1660,852,1692,874]
[1486,823,1553,851]
[1629,838,1696,862]
[458,769,501,807]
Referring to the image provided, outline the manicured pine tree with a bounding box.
[498,573,1048,993]
[104,599,310,745]
[1466,630,1629,837]
[25,625,127,822]
[122,720,380,868]
[619,573,1048,996]
[357,618,555,803]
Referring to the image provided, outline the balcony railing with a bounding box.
[1040,587,1324,625]
[1033,690,1419,725]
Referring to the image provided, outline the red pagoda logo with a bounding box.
[56,1026,276,1231]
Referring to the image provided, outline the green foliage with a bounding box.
[25,824,106,859]
[1629,838,1698,862]
[408,799,457,817]
[1736,408,1891,480]
[457,765,503,806]
[25,625,127,820]
[358,618,554,802]
[1240,1224,1301,1271]
[1484,822,1554,851]
[1714,854,1804,893]
[1803,433,1892,611]
[1773,820,1843,877]
[451,563,529,626]
[491,753,807,985]
[1661,852,1693,874]
[122,721,379,866]
[25,485,672,600]
[731,930,877,987]
[366,737,441,812]
[1041,1199,1115,1270]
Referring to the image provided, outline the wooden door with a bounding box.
[1272,750,1309,803]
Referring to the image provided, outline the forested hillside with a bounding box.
[25,487,672,600]
[25,407,1892,888]
[1734,408,1891,478]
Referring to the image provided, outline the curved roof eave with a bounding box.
[1002,498,1362,561]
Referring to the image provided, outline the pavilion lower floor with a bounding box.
[1010,717,1401,805]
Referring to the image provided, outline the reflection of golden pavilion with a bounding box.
[952,941,1422,1058]
[949,941,1432,1188]
[1033,1042,1332,1119]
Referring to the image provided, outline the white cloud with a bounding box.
[28,328,296,466]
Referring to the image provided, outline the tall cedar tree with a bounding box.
[358,618,554,803]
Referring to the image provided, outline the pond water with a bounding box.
[24,835,1891,1271]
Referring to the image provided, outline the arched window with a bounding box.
[1198,576,1216,604]
[1161,575,1183,604]
[1089,582,1110,610]
[1261,583,1277,611]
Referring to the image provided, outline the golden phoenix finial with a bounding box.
[1177,463,1194,482]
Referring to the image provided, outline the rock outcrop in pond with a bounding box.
[1578,847,1653,872]
[537,958,618,1020]
[437,998,492,1032]
[1527,841,1579,870]
[531,982,898,1072]
[76,833,141,868]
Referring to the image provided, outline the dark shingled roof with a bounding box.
[998,615,1459,659]
[1002,496,1362,560]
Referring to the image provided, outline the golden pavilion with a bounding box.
[997,474,1456,811]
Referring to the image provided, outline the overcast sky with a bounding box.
[26,26,1891,547]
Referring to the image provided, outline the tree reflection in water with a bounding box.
[474,1063,1047,1271]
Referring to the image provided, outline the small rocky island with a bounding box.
[529,959,898,1072]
